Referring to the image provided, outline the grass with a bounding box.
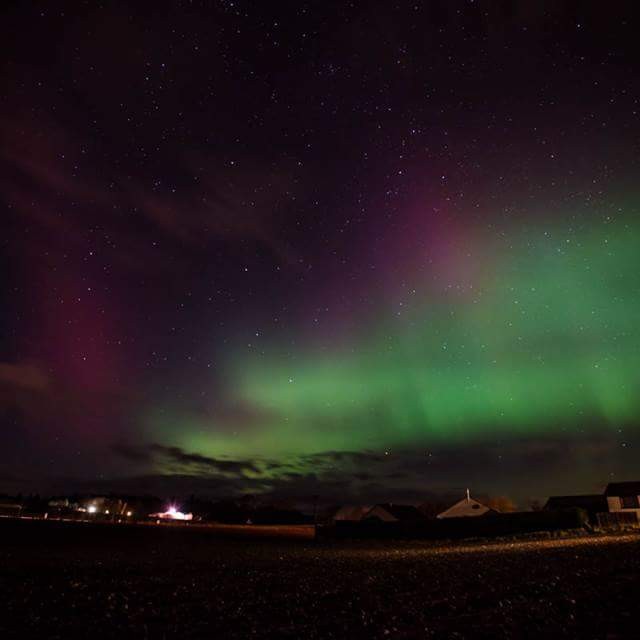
[1,518,639,638]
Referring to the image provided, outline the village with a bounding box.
[2,480,639,540]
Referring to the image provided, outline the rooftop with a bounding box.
[605,482,640,497]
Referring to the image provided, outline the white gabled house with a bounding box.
[436,490,496,519]
[604,482,640,521]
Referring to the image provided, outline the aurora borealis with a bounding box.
[150,213,640,495]
[2,2,640,504]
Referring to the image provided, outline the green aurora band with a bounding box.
[148,214,639,468]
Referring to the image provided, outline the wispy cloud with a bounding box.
[112,442,260,476]
[0,362,50,392]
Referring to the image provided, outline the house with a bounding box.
[544,494,608,523]
[0,501,22,517]
[604,482,640,521]
[541,482,640,528]
[331,505,372,522]
[436,491,496,519]
[363,504,423,523]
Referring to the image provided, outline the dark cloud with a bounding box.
[111,443,152,464]
[352,472,374,481]
[112,442,260,476]
[0,362,50,392]
[0,361,52,421]
[299,450,387,467]
[0,359,137,454]
[1,114,297,272]
[152,445,260,475]
[99,431,637,506]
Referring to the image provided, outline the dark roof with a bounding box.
[544,495,607,512]
[605,482,640,497]
[370,504,424,521]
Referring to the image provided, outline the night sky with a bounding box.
[2,2,639,505]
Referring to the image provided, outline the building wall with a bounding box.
[606,495,640,519]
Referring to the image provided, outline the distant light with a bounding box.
[126,511,133,517]
[149,508,193,521]
[87,505,97,514]
[105,509,110,515]
[169,511,192,521]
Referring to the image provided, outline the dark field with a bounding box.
[1,520,639,639]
